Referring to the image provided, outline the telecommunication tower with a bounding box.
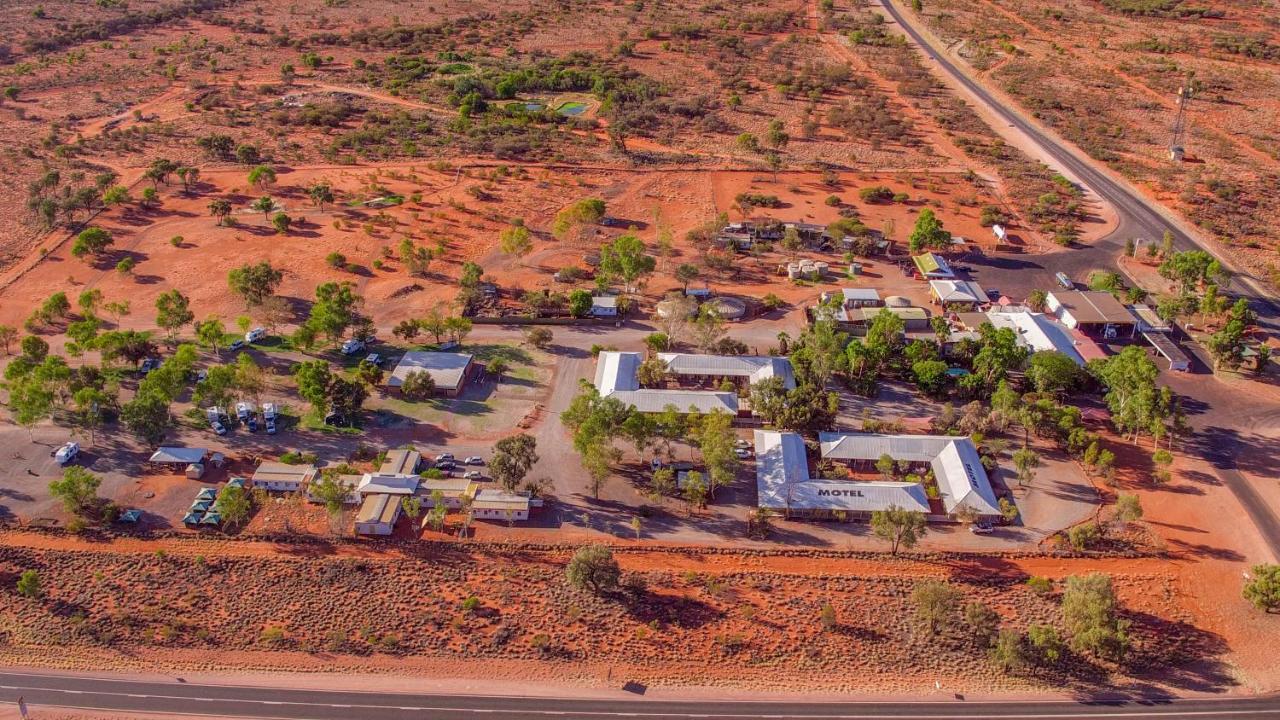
[1169,73,1195,162]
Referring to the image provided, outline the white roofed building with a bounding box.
[754,430,1004,521]
[356,473,420,496]
[591,295,619,317]
[983,308,1086,366]
[387,351,476,397]
[251,461,317,493]
[656,353,796,390]
[929,280,987,307]
[820,288,882,309]
[594,351,794,417]
[471,489,531,521]
[354,494,402,536]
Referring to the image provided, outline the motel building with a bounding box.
[754,430,1004,522]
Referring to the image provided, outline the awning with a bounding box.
[149,447,209,464]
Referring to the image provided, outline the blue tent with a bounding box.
[195,488,217,501]
[199,511,222,526]
[182,511,203,525]
[117,509,142,524]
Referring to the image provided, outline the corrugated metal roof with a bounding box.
[841,288,881,302]
[387,351,474,388]
[598,352,789,414]
[594,352,641,395]
[357,473,419,495]
[754,430,933,514]
[472,489,530,511]
[611,390,738,414]
[932,441,1000,516]
[788,481,931,514]
[657,353,796,389]
[819,433,954,462]
[149,447,208,464]
[379,448,421,475]
[252,461,316,484]
[812,304,852,323]
[419,477,476,494]
[912,253,953,277]
[850,307,929,322]
[1049,290,1135,325]
[818,432,1000,517]
[930,280,986,304]
[985,310,1084,365]
[355,493,399,524]
[754,430,809,508]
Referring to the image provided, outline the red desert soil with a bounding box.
[0,164,1003,332]
[1,529,1276,696]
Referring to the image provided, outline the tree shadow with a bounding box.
[1119,610,1236,694]
[620,589,722,630]
[465,343,534,366]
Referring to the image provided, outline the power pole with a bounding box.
[1169,73,1195,162]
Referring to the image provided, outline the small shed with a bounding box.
[912,253,955,280]
[833,288,882,308]
[590,295,619,317]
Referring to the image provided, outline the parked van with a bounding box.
[54,441,80,465]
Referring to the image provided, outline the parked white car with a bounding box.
[227,339,246,352]
[464,456,484,466]
[262,403,277,420]
[54,441,80,465]
[341,338,366,355]
[364,353,382,367]
[245,327,266,343]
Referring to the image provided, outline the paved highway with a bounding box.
[876,0,1280,559]
[3,671,1280,719]
[877,0,1280,334]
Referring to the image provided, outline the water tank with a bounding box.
[707,296,747,321]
